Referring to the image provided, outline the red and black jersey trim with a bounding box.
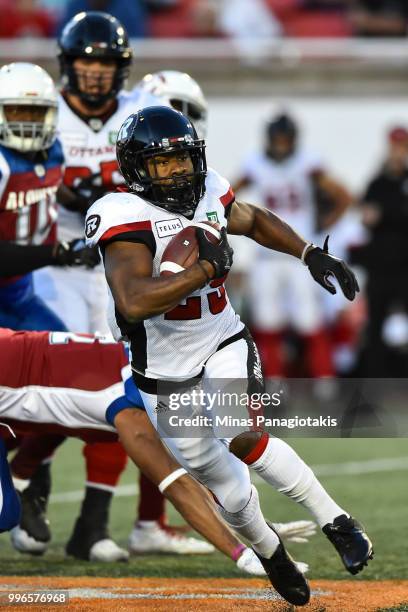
[100,221,156,256]
[220,186,235,219]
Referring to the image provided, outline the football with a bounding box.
[160,222,220,276]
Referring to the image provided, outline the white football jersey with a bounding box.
[85,168,243,380]
[56,88,163,240]
[242,148,323,245]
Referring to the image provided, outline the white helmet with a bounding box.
[0,63,58,153]
[138,70,208,139]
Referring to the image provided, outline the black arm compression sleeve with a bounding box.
[0,242,55,277]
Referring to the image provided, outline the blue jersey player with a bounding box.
[0,62,99,331]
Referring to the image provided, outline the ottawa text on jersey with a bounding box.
[166,415,338,429]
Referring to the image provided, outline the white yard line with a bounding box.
[49,456,408,504]
[50,484,137,503]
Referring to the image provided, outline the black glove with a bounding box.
[196,226,233,279]
[70,174,107,215]
[54,239,101,269]
[305,236,359,301]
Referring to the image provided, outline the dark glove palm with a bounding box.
[196,226,233,279]
[305,236,359,301]
[54,239,100,269]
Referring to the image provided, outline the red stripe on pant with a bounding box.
[241,432,269,465]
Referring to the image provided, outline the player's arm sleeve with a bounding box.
[85,195,156,257]
[0,241,56,277]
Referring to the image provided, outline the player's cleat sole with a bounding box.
[10,526,47,555]
[322,514,374,575]
[253,531,310,606]
[129,523,215,555]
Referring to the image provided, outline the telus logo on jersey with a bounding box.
[155,218,183,238]
[5,186,58,211]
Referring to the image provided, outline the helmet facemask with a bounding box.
[121,142,206,219]
[57,12,133,109]
[60,56,130,108]
[0,62,58,153]
[139,143,206,219]
[0,101,57,153]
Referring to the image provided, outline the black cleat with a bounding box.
[10,488,50,556]
[19,488,51,543]
[65,487,128,562]
[254,531,310,606]
[65,516,105,560]
[65,517,129,562]
[322,514,374,575]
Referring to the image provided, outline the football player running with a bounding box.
[131,68,318,550]
[86,106,373,607]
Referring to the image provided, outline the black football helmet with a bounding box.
[58,11,132,108]
[265,113,298,162]
[116,106,207,219]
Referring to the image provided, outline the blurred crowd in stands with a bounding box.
[1,0,408,40]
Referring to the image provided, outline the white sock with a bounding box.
[249,437,347,527]
[137,521,157,529]
[12,477,29,492]
[217,485,279,558]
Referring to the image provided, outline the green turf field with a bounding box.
[0,437,407,580]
